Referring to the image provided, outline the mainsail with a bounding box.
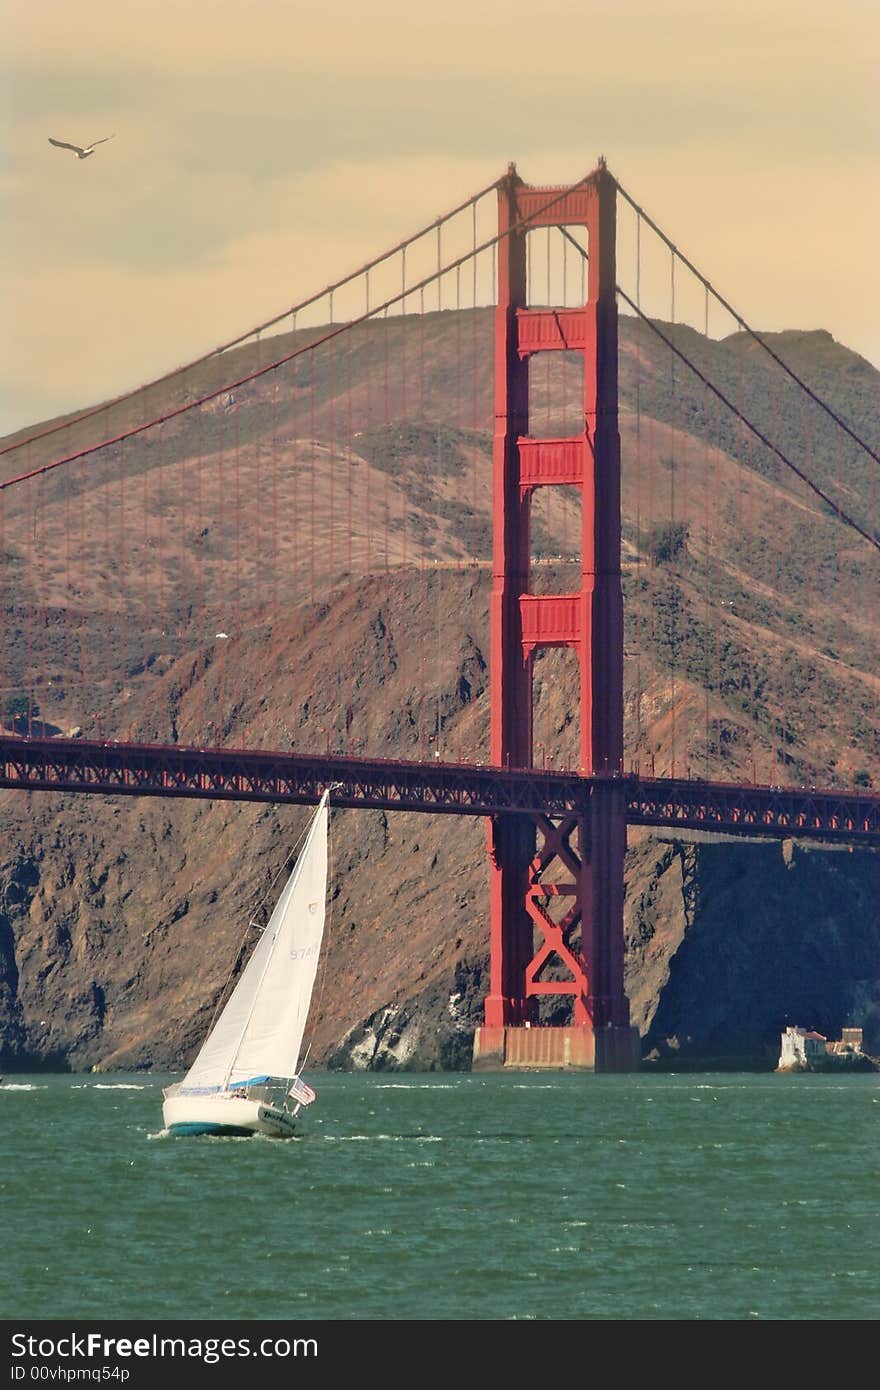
[180,792,329,1092]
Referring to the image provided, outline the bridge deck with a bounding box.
[2,736,878,844]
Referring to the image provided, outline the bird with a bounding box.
[48,134,115,160]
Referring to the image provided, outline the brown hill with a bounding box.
[0,308,878,1071]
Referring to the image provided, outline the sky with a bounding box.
[2,0,878,437]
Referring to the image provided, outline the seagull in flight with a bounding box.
[48,134,115,160]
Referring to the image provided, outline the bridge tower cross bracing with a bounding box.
[473,161,639,1073]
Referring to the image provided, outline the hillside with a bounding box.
[0,309,878,1071]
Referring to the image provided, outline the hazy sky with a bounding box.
[3,0,878,437]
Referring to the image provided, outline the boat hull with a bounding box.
[162,1092,298,1139]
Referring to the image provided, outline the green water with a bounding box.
[1,1071,877,1321]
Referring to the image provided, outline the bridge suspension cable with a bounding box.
[0,176,505,462]
[557,226,878,554]
[614,179,880,471]
[611,277,880,555]
[0,168,609,495]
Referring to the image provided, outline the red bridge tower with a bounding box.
[473,161,639,1072]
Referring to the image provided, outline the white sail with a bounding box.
[180,792,328,1093]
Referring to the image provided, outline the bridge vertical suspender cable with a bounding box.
[614,180,880,470]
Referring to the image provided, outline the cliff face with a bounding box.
[2,782,877,1072]
[1,559,877,1075]
[625,834,880,1066]
[0,786,490,1072]
[1,315,877,1072]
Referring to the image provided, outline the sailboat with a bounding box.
[162,790,330,1138]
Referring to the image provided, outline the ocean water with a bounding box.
[1,1071,877,1322]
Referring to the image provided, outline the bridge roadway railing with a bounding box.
[1,736,879,845]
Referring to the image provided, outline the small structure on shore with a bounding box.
[777,1025,878,1072]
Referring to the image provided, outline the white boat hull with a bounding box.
[162,1091,298,1138]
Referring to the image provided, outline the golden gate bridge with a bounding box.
[1,159,878,1070]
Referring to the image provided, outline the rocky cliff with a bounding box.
[2,782,877,1073]
[1,314,877,1072]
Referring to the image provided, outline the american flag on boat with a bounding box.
[288,1076,317,1106]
